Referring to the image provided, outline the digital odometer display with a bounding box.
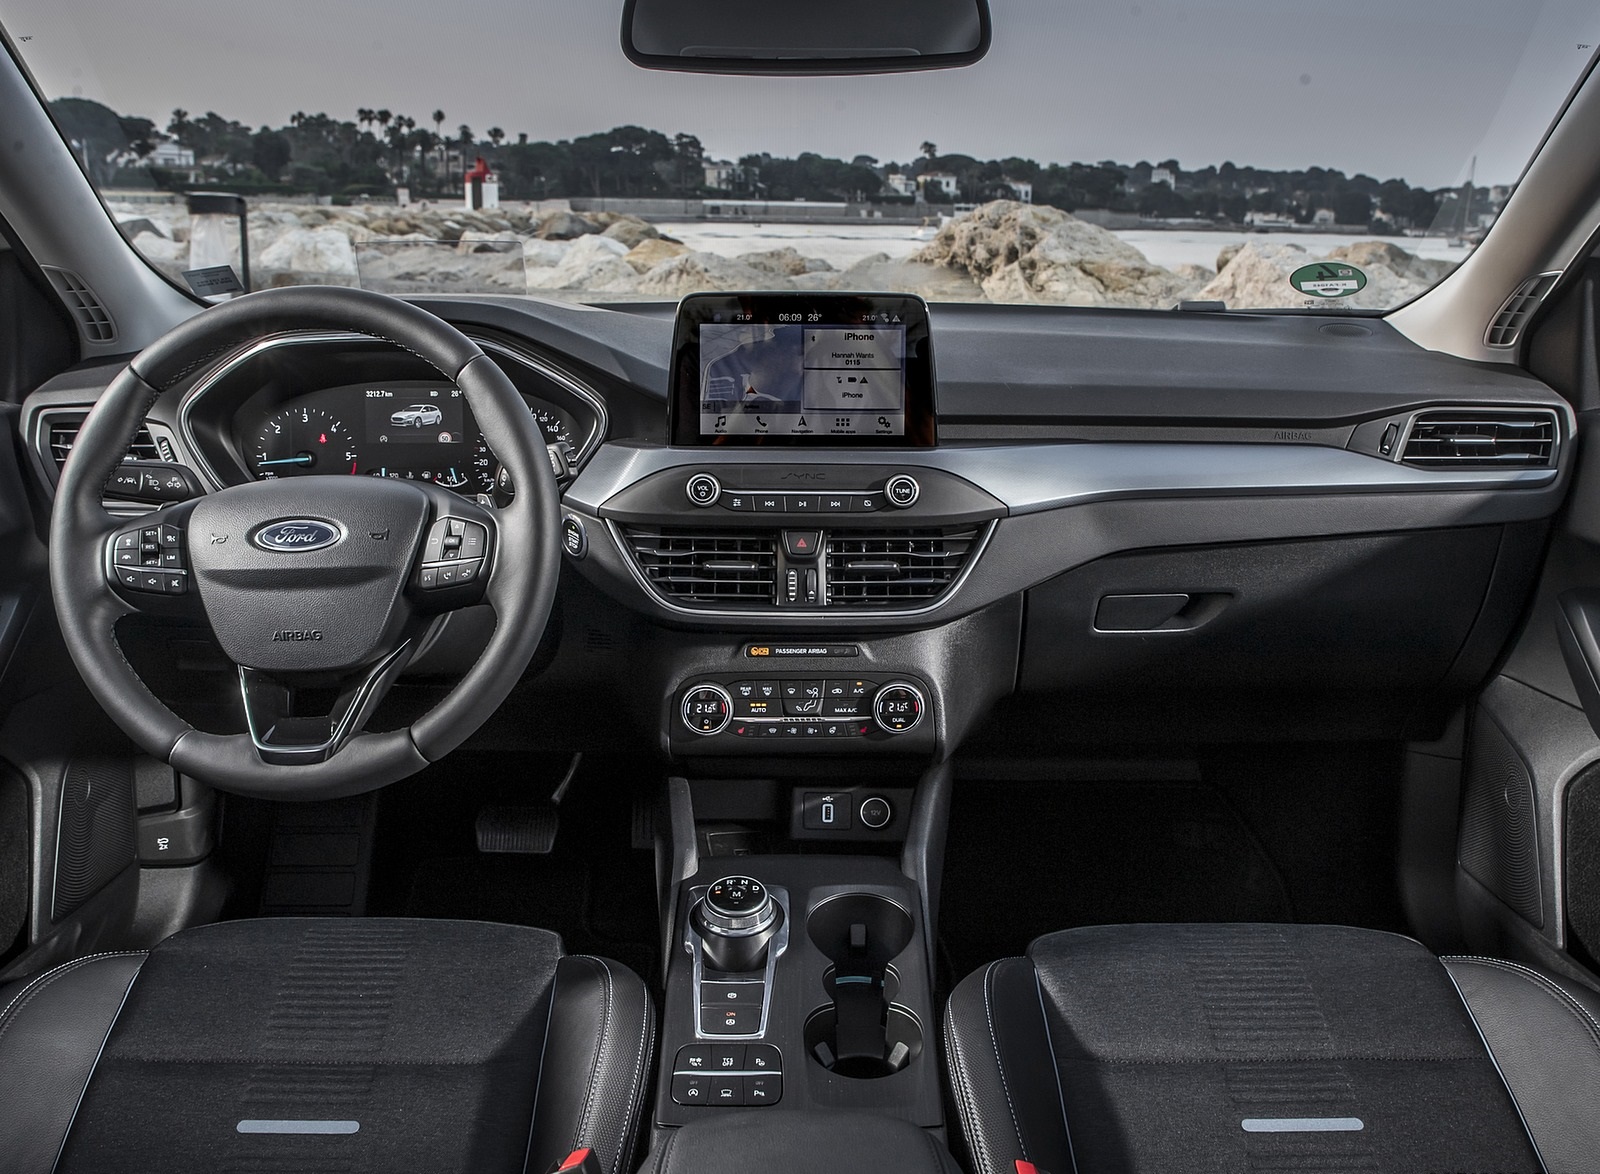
[669,293,936,448]
[242,380,576,496]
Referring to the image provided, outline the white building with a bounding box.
[1311,208,1338,226]
[919,172,959,197]
[1002,177,1033,203]
[1150,167,1175,188]
[884,173,916,197]
[1244,211,1295,227]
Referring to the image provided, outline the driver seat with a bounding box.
[0,917,654,1174]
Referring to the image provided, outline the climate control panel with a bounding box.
[672,674,933,751]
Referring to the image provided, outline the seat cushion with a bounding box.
[947,923,1541,1174]
[0,918,654,1174]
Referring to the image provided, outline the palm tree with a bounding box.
[432,109,445,137]
[487,127,505,148]
[357,108,375,133]
[920,141,938,161]
[377,109,392,132]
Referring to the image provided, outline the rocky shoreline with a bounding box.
[112,199,1456,310]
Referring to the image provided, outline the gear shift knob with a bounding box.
[693,875,782,973]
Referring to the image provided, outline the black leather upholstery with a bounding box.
[646,1111,964,1174]
[945,924,1592,1174]
[0,919,653,1174]
[0,952,146,1173]
[1443,955,1600,1174]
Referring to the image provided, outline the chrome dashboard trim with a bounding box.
[567,440,1562,519]
[604,516,999,621]
[175,329,607,490]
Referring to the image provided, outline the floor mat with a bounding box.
[941,779,1294,984]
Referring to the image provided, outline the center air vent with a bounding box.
[46,417,165,470]
[623,526,777,606]
[1400,409,1558,468]
[826,528,980,607]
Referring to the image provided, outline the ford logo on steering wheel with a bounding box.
[252,519,343,553]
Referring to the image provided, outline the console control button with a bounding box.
[710,1044,747,1070]
[744,1075,781,1105]
[676,1044,711,1072]
[681,684,733,735]
[754,493,785,512]
[852,493,882,512]
[885,474,921,508]
[873,682,925,733]
[685,472,721,507]
[721,492,755,512]
[746,1044,782,1071]
[782,530,821,559]
[821,494,851,513]
[561,515,587,559]
[703,982,764,1006]
[701,1004,761,1035]
[785,494,819,513]
[709,1077,743,1105]
[859,796,893,829]
[671,1075,710,1105]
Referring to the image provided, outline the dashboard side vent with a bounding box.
[1400,409,1558,469]
[41,267,118,343]
[1485,273,1560,348]
[826,527,980,607]
[46,417,164,470]
[623,526,777,606]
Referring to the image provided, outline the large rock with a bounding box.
[1196,240,1451,310]
[256,227,358,283]
[522,238,572,268]
[916,200,1199,307]
[624,238,689,272]
[525,234,640,293]
[536,211,601,240]
[736,247,832,277]
[635,252,790,297]
[456,230,519,254]
[601,217,660,249]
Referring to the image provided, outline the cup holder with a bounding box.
[804,1004,925,1079]
[805,893,919,1078]
[806,893,913,967]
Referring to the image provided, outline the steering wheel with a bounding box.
[49,286,561,799]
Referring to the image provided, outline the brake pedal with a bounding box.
[475,805,560,855]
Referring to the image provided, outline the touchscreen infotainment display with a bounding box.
[668,293,936,447]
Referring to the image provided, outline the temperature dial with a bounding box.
[681,683,733,735]
[872,682,925,734]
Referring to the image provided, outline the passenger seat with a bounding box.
[945,923,1600,1173]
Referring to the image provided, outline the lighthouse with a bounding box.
[463,156,500,211]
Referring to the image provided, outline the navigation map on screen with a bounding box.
[698,322,907,438]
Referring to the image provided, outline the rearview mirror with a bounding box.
[621,0,991,75]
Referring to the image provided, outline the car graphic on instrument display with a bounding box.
[389,403,443,427]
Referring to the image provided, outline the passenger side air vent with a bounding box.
[826,528,980,607]
[46,416,164,470]
[1485,273,1559,348]
[1400,409,1558,469]
[40,267,118,343]
[622,525,777,606]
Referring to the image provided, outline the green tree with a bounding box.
[251,128,291,179]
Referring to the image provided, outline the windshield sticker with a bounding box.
[1289,262,1368,299]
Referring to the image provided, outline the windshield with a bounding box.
[3,0,1598,311]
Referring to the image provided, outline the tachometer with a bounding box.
[251,406,357,478]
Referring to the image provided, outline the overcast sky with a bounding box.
[3,0,1597,188]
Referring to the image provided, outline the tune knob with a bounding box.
[872,682,925,734]
[681,683,733,735]
[884,474,920,508]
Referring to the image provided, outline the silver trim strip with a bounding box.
[1240,1118,1364,1133]
[607,517,998,621]
[175,330,608,490]
[566,440,1561,519]
[236,1120,361,1135]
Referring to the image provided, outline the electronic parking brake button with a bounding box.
[701,1003,761,1035]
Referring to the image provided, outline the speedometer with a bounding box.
[251,406,357,478]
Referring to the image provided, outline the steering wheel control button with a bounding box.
[419,517,492,588]
[685,472,722,507]
[109,522,190,593]
[782,530,821,559]
[682,683,733,735]
[561,516,588,559]
[885,474,921,508]
[859,796,893,829]
[873,682,926,733]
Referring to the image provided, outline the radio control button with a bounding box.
[685,473,722,507]
[851,493,882,512]
[721,492,755,511]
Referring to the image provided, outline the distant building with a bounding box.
[1002,177,1033,203]
[1245,211,1295,227]
[918,172,959,197]
[884,172,916,197]
[703,160,757,192]
[1150,167,1175,188]
[1311,208,1337,226]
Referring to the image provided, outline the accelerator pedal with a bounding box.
[474,752,582,855]
[475,805,560,855]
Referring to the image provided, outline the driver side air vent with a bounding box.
[41,267,118,343]
[1485,272,1560,348]
[826,527,980,607]
[47,417,164,470]
[1400,409,1558,469]
[622,526,777,605]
